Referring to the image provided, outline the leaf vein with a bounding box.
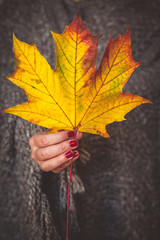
[81,100,141,126]
[14,37,74,128]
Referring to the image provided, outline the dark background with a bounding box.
[0,0,160,240]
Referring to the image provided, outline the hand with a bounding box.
[29,130,83,173]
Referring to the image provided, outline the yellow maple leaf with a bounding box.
[1,15,151,137]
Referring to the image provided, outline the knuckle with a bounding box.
[40,149,48,158]
[60,142,68,152]
[29,137,34,147]
[58,153,65,162]
[39,162,49,172]
[40,135,48,146]
[54,154,65,167]
[37,148,48,160]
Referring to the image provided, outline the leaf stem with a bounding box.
[66,128,77,240]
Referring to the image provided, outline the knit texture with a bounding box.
[0,0,160,239]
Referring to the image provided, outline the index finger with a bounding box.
[33,130,82,148]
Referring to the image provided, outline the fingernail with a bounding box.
[65,151,73,159]
[67,131,74,138]
[73,151,79,158]
[69,140,78,148]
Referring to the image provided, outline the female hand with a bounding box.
[29,131,83,173]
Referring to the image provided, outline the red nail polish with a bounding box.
[67,131,74,138]
[73,151,79,158]
[69,140,78,148]
[65,151,73,159]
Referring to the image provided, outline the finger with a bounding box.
[38,150,75,172]
[75,131,83,141]
[30,146,38,162]
[35,139,78,161]
[52,151,79,173]
[32,131,82,148]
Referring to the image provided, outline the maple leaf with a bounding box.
[1,15,151,137]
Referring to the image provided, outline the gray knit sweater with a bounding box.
[0,0,160,239]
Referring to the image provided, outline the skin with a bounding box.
[29,131,83,173]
